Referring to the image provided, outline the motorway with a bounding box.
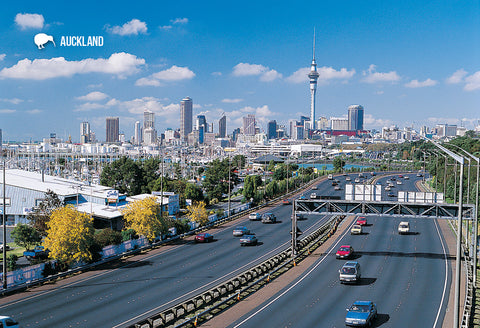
[0,174,342,327]
[226,173,451,327]
[0,172,449,327]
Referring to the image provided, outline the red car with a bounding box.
[282,199,291,205]
[195,233,214,243]
[336,245,354,259]
[356,216,367,226]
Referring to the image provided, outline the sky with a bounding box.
[0,0,479,142]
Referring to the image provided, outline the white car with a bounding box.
[310,193,317,199]
[385,186,391,191]
[398,221,410,234]
[397,180,402,185]
[354,178,360,183]
[248,212,261,221]
[328,174,333,180]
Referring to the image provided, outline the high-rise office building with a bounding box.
[134,121,142,145]
[144,110,155,129]
[0,129,2,153]
[106,117,119,143]
[267,120,277,139]
[196,115,207,132]
[80,122,90,144]
[218,114,226,138]
[243,114,256,136]
[308,30,320,130]
[143,110,156,144]
[180,97,193,142]
[348,105,364,131]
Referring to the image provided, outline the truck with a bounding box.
[23,246,49,260]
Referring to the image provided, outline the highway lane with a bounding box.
[228,215,450,328]
[0,176,340,327]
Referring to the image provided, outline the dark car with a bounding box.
[345,301,377,327]
[387,191,395,197]
[195,232,213,243]
[240,234,258,246]
[262,213,277,223]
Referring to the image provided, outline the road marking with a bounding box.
[432,217,449,328]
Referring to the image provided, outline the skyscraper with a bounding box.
[180,97,193,142]
[0,129,2,153]
[267,120,277,139]
[196,115,207,132]
[143,110,156,144]
[348,105,364,131]
[80,122,90,144]
[144,110,155,129]
[134,121,142,145]
[308,30,320,131]
[243,114,256,136]
[106,117,119,143]
[218,114,226,138]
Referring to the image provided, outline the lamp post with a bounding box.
[2,158,6,289]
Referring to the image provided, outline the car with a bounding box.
[391,177,396,181]
[310,193,317,199]
[351,225,362,235]
[0,244,10,251]
[233,226,250,236]
[282,199,291,205]
[339,261,361,283]
[387,192,395,197]
[404,176,410,180]
[0,316,19,328]
[417,172,423,177]
[345,301,377,327]
[356,217,367,226]
[240,234,258,246]
[346,176,351,181]
[262,213,277,223]
[354,178,360,183]
[332,181,338,186]
[312,185,318,190]
[398,221,410,234]
[249,212,261,221]
[397,180,402,185]
[386,180,391,184]
[299,195,306,200]
[334,185,341,190]
[398,175,403,178]
[328,174,333,180]
[336,245,354,259]
[195,232,214,243]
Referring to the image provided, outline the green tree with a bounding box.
[141,157,161,193]
[232,155,246,169]
[333,157,346,172]
[265,180,279,199]
[27,189,63,236]
[10,223,42,250]
[202,158,238,200]
[100,156,143,195]
[243,175,262,200]
[267,160,276,172]
[184,183,204,202]
[94,228,123,248]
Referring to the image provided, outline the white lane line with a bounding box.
[233,218,355,328]
[432,218,449,328]
[113,215,331,327]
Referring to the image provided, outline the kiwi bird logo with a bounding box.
[34,33,56,49]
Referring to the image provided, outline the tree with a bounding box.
[267,160,276,172]
[187,201,209,226]
[265,180,279,199]
[243,175,262,200]
[94,228,123,248]
[10,223,42,250]
[333,157,346,172]
[100,156,143,195]
[184,183,204,202]
[121,196,166,241]
[232,155,246,169]
[27,189,63,236]
[44,205,95,264]
[202,158,238,200]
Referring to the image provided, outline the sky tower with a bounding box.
[308,30,320,130]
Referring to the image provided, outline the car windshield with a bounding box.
[353,225,361,229]
[350,304,370,312]
[339,247,350,252]
[341,267,356,274]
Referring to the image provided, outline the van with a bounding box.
[339,261,361,283]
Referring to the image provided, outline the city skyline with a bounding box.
[0,1,479,141]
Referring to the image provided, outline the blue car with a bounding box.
[345,301,377,327]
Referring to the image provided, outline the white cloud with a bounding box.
[27,109,42,114]
[171,18,188,24]
[0,109,16,114]
[211,71,222,76]
[260,69,283,82]
[0,98,23,104]
[159,25,172,30]
[227,105,276,127]
[364,114,393,128]
[404,78,437,88]
[362,64,400,83]
[375,90,384,95]
[106,19,147,36]
[0,54,5,61]
[464,71,480,91]
[286,66,355,84]
[446,69,467,84]
[15,13,44,30]
[76,91,109,102]
[74,102,108,112]
[232,63,282,82]
[222,98,243,103]
[136,65,195,86]
[87,83,103,89]
[427,117,462,125]
[0,52,145,80]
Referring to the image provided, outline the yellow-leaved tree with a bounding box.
[44,205,94,264]
[121,196,165,241]
[187,201,209,226]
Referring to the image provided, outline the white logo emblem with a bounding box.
[34,33,56,49]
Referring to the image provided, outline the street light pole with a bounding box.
[227,151,231,218]
[2,158,6,289]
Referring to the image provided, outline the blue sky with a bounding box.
[0,1,479,142]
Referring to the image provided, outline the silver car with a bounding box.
[339,261,361,283]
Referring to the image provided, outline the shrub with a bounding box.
[94,228,123,248]
[122,229,138,242]
[6,254,18,271]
